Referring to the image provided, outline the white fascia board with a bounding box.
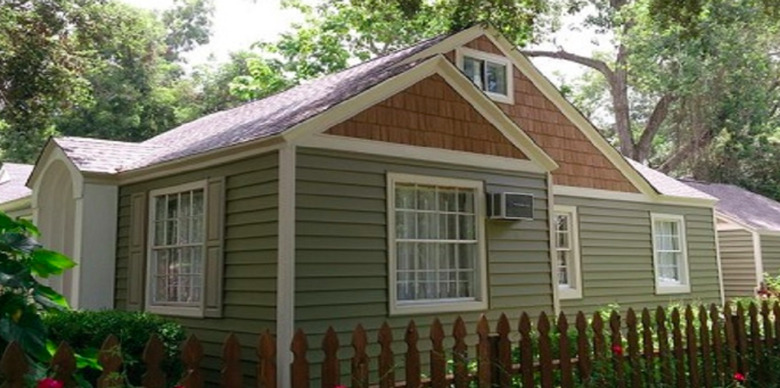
[554,185,717,208]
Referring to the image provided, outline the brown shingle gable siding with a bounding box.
[459,36,639,193]
[326,75,528,160]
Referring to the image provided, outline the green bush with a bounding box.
[44,310,187,386]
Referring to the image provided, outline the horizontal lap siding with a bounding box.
[295,147,551,381]
[115,152,279,384]
[557,196,720,314]
[719,229,757,298]
[761,234,780,277]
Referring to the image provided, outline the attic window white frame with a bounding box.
[455,47,514,105]
[554,205,582,300]
[146,180,208,317]
[651,213,691,295]
[387,173,489,316]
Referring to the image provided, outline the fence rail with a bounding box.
[2,302,779,387]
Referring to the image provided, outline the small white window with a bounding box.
[554,205,582,299]
[456,47,514,104]
[651,213,691,294]
[147,181,207,316]
[388,173,488,315]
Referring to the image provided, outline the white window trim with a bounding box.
[651,213,691,295]
[145,180,208,317]
[455,47,514,105]
[554,205,582,300]
[387,172,489,316]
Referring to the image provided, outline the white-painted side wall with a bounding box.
[77,183,118,309]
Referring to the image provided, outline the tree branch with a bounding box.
[520,49,614,78]
[636,94,676,161]
[658,130,715,173]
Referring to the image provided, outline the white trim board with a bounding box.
[276,145,296,388]
[297,134,547,174]
[554,185,717,208]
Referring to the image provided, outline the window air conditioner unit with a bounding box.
[488,192,534,220]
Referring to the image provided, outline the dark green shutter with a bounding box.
[204,177,225,317]
[127,192,147,311]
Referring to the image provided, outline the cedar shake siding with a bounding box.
[115,152,279,384]
[719,229,758,298]
[326,75,529,160]
[295,147,552,382]
[458,36,639,193]
[556,196,721,314]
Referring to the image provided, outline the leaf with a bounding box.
[0,232,39,255]
[34,284,71,310]
[30,249,76,278]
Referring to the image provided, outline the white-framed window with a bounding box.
[651,213,691,294]
[456,47,514,104]
[146,181,207,317]
[387,173,488,315]
[554,205,582,299]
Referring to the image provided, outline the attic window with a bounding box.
[456,47,514,104]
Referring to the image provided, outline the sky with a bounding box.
[122,0,606,83]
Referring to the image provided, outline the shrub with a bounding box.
[44,310,187,385]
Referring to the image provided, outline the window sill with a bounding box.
[390,299,488,316]
[558,287,582,300]
[485,91,514,105]
[655,283,691,295]
[146,304,204,318]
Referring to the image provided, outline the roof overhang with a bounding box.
[27,139,86,200]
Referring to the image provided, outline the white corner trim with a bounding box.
[454,46,515,104]
[553,185,717,208]
[298,134,547,174]
[386,172,489,316]
[712,208,725,305]
[554,204,582,301]
[547,173,561,315]
[651,213,692,295]
[283,55,558,173]
[276,145,296,388]
[753,231,764,290]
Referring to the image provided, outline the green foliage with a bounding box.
[44,310,187,386]
[0,0,215,162]
[224,0,545,103]
[0,212,74,374]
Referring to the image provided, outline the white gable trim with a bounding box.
[554,185,717,208]
[409,26,662,198]
[284,55,558,172]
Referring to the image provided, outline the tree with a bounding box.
[225,0,546,102]
[521,0,780,170]
[0,0,214,162]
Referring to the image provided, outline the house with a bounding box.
[20,25,723,384]
[0,163,32,219]
[684,180,780,298]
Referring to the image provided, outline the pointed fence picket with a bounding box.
[4,302,780,387]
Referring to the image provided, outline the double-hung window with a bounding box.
[456,47,514,104]
[554,205,582,299]
[651,213,690,294]
[388,173,488,315]
[147,181,207,316]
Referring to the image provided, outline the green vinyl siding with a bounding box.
[719,229,757,298]
[761,234,780,278]
[557,196,721,314]
[295,147,552,381]
[115,152,278,383]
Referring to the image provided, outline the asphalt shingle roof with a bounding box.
[50,34,450,174]
[0,163,33,203]
[684,181,780,232]
[626,159,715,200]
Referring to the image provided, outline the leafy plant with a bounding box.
[0,213,75,378]
[44,310,186,386]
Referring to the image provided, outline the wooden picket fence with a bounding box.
[3,302,780,387]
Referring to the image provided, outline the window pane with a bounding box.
[417,212,436,239]
[439,213,457,240]
[397,211,415,239]
[558,251,569,285]
[166,220,178,245]
[459,215,475,240]
[486,62,507,95]
[463,57,485,89]
[395,185,416,209]
[457,190,474,213]
[417,188,436,210]
[557,231,570,249]
[167,195,178,219]
[556,214,569,232]
[438,188,457,212]
[192,190,204,216]
[155,197,166,220]
[397,242,414,271]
